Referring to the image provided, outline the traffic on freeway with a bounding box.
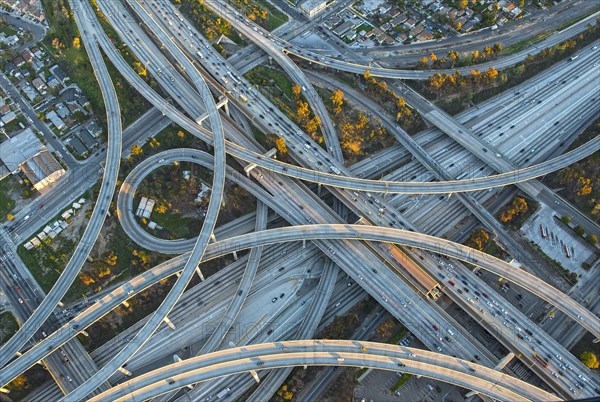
[0,0,598,400]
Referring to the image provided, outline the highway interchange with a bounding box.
[0,0,599,401]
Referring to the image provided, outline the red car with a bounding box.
[448,280,455,286]
[432,325,439,331]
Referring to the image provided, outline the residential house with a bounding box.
[31,77,47,94]
[49,65,69,85]
[87,121,102,137]
[13,56,25,67]
[20,83,38,102]
[416,30,435,41]
[21,50,33,63]
[46,110,65,130]
[55,103,70,119]
[403,19,417,29]
[462,20,476,32]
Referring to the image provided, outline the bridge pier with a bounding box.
[249,370,260,383]
[163,316,176,330]
[118,366,132,376]
[244,148,277,176]
[195,266,205,281]
[122,300,130,308]
[465,352,514,398]
[233,250,238,260]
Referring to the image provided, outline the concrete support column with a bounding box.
[163,316,176,330]
[195,266,205,281]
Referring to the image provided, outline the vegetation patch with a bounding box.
[390,373,412,392]
[176,0,246,53]
[0,312,19,346]
[412,21,600,114]
[4,364,50,401]
[497,196,537,230]
[228,0,288,31]
[0,176,18,222]
[546,119,600,223]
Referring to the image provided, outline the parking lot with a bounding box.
[522,205,596,275]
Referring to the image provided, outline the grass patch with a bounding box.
[2,115,27,134]
[0,24,17,36]
[501,31,553,56]
[390,373,412,391]
[230,0,289,31]
[0,312,19,346]
[0,177,17,222]
[147,207,201,239]
[389,327,409,345]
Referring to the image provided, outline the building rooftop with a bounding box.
[0,128,45,172]
[19,150,65,190]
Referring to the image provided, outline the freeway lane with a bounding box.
[191,0,343,164]
[68,0,600,196]
[61,0,228,399]
[113,148,599,340]
[3,223,599,390]
[116,148,272,254]
[89,340,555,402]
[71,0,596,396]
[0,11,124,369]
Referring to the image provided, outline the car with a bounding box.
[444,336,451,342]
[474,355,480,360]
[360,347,367,351]
[280,293,285,298]
[271,297,278,303]
[267,329,273,335]
[457,289,463,294]
[448,280,455,286]
[18,298,23,304]
[432,325,439,331]
[335,302,341,307]
[347,282,352,287]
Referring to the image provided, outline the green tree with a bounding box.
[586,234,598,245]
[574,225,585,236]
[561,215,571,224]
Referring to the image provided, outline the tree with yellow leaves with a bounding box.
[72,37,81,49]
[330,89,344,114]
[291,84,302,100]
[130,145,143,156]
